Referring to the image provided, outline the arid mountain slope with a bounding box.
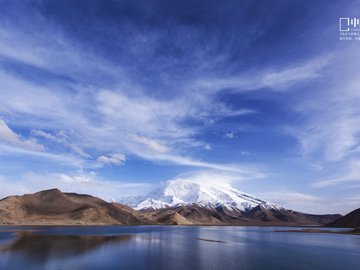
[326,208,360,228]
[242,204,341,226]
[0,189,151,225]
[145,203,341,226]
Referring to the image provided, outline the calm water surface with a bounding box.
[0,226,359,270]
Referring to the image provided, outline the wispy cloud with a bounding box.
[312,159,360,188]
[260,190,322,204]
[31,129,90,157]
[0,172,152,202]
[259,190,324,213]
[129,134,169,153]
[261,56,330,89]
[0,119,44,151]
[0,143,84,168]
[288,49,360,163]
[165,169,266,187]
[97,153,126,166]
[344,195,360,205]
[224,131,235,139]
[193,55,330,92]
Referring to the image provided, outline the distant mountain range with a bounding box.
[0,180,347,226]
[121,180,341,226]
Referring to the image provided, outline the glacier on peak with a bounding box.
[121,179,282,212]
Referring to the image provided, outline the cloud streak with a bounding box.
[97,153,126,166]
[0,119,44,151]
[312,159,360,188]
[0,172,152,202]
[193,55,331,92]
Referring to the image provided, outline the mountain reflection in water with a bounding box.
[0,226,359,270]
[0,232,132,262]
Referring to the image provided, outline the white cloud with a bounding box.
[193,55,330,92]
[312,177,358,188]
[31,129,90,157]
[224,131,235,139]
[287,49,360,164]
[259,190,324,213]
[291,108,360,162]
[97,153,126,166]
[257,189,357,214]
[0,119,20,142]
[0,143,84,168]
[0,19,126,86]
[131,150,266,175]
[129,134,169,153]
[312,159,360,188]
[260,190,322,204]
[0,172,152,202]
[344,195,360,206]
[167,169,267,187]
[0,119,44,151]
[308,163,323,171]
[262,56,330,89]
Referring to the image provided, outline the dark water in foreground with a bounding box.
[0,226,359,270]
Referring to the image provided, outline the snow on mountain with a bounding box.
[121,179,282,212]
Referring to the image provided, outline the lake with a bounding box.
[0,226,359,270]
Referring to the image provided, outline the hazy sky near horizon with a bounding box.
[0,0,360,214]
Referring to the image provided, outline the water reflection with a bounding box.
[0,227,359,270]
[0,232,132,263]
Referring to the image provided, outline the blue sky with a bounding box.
[0,0,359,214]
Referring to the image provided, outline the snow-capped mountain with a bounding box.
[121,179,282,212]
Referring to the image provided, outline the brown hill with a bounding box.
[146,204,341,226]
[0,189,152,225]
[243,204,342,226]
[156,212,193,225]
[326,208,360,228]
[148,205,223,225]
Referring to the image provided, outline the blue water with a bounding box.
[0,226,359,270]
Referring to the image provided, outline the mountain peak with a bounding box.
[122,179,279,212]
[36,188,62,194]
